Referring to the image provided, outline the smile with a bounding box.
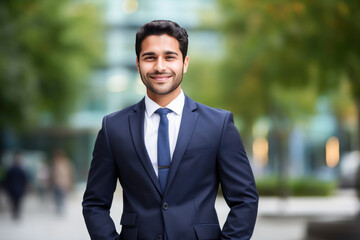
[149,74,172,81]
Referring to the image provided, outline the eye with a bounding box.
[144,56,155,61]
[166,55,176,60]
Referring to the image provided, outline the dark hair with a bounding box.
[136,20,188,61]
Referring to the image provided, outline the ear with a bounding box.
[136,58,140,73]
[183,56,190,73]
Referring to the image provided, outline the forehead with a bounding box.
[140,34,181,54]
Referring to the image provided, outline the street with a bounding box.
[0,186,358,240]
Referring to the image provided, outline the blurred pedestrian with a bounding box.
[4,151,28,220]
[51,149,74,215]
[36,161,50,199]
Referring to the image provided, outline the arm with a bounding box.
[82,117,119,240]
[217,112,258,240]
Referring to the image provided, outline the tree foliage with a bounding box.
[218,0,360,130]
[0,0,104,129]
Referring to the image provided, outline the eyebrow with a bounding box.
[164,51,178,56]
[141,51,179,57]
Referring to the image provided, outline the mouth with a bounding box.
[149,73,173,82]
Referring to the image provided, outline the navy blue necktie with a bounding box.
[155,108,172,194]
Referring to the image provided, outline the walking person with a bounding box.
[4,151,28,220]
[51,149,74,215]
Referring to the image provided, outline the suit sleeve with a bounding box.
[217,112,258,240]
[82,116,119,240]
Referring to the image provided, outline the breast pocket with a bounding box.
[183,145,214,157]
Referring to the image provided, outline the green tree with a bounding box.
[218,0,359,139]
[0,0,104,129]
[218,0,359,196]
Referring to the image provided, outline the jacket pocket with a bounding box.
[119,228,137,240]
[120,212,137,227]
[194,224,221,240]
[120,212,137,240]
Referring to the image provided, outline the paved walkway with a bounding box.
[0,187,358,240]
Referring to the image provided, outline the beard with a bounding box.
[139,67,184,96]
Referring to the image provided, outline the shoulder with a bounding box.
[196,101,230,116]
[185,96,234,130]
[186,95,231,118]
[104,98,145,122]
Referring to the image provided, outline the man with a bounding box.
[83,20,258,240]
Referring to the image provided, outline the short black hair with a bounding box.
[136,20,188,61]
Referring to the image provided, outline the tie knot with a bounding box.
[155,108,172,116]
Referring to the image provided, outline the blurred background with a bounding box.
[0,0,359,239]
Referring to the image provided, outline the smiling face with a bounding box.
[136,34,189,106]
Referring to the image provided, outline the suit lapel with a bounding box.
[165,96,198,195]
[128,99,162,195]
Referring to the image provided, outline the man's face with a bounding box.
[136,34,189,98]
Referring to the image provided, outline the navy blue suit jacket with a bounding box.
[82,96,258,240]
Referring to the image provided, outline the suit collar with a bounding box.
[129,95,198,197]
[164,95,198,195]
[129,98,162,195]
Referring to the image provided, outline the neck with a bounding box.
[147,87,181,107]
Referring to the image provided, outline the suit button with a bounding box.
[162,202,168,210]
[157,234,163,240]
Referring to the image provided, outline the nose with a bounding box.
[154,57,166,72]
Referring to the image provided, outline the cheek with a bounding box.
[139,64,152,74]
[169,63,184,74]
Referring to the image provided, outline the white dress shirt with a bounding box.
[144,90,185,176]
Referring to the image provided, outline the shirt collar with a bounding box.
[145,90,185,117]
